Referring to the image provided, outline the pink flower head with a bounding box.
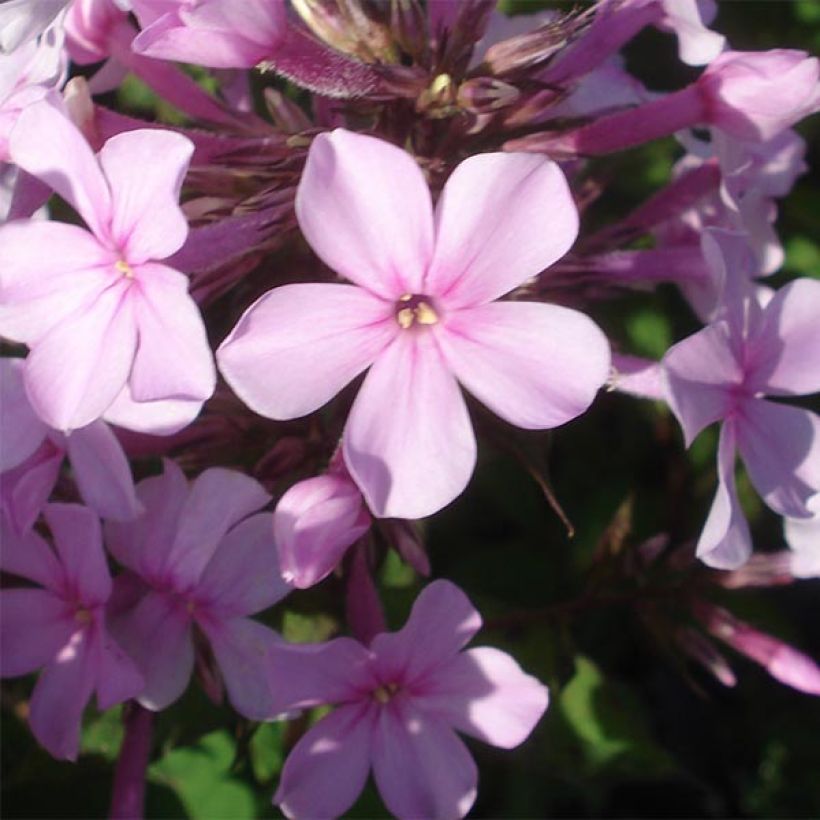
[218,129,610,519]
[662,231,820,568]
[698,49,820,143]
[0,503,144,759]
[0,101,216,434]
[105,461,291,718]
[131,0,286,68]
[270,580,549,819]
[1,357,141,533]
[274,465,371,590]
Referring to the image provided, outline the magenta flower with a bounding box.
[105,460,291,718]
[0,503,143,759]
[662,234,820,568]
[274,465,371,590]
[270,580,549,819]
[218,129,610,518]
[0,101,215,434]
[1,357,140,533]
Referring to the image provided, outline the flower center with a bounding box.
[395,294,439,329]
[74,607,92,625]
[372,681,400,704]
[115,259,134,278]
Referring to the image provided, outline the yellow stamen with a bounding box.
[373,682,399,704]
[75,608,92,625]
[115,259,133,278]
[397,307,415,329]
[415,302,438,325]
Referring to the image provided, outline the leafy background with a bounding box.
[3,1,819,817]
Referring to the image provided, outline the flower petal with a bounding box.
[65,420,142,521]
[426,153,578,308]
[165,467,269,588]
[372,699,478,820]
[0,220,114,345]
[9,101,112,239]
[196,513,290,616]
[111,590,194,711]
[95,628,145,710]
[439,301,610,429]
[747,277,820,396]
[371,581,482,686]
[23,283,137,431]
[0,588,74,676]
[697,422,752,569]
[275,702,375,820]
[414,647,549,749]
[98,130,193,263]
[344,332,476,519]
[0,521,62,588]
[0,357,47,470]
[736,400,820,518]
[130,263,215,403]
[218,283,396,420]
[104,459,188,580]
[102,384,205,435]
[43,503,111,604]
[198,616,280,720]
[295,130,434,297]
[0,440,62,535]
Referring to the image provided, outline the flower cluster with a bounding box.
[1,0,818,817]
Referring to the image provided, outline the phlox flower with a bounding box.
[0,503,143,759]
[105,460,291,718]
[270,580,549,819]
[662,230,820,568]
[218,129,610,519]
[1,357,140,533]
[0,100,216,434]
[0,0,69,54]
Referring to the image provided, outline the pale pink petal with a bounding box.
[0,440,62,534]
[295,130,434,298]
[662,322,741,446]
[747,278,820,396]
[0,522,62,589]
[426,153,578,309]
[371,581,482,686]
[267,638,376,712]
[95,628,145,710]
[164,467,269,588]
[111,590,194,711]
[28,626,96,760]
[439,301,610,429]
[0,358,47,470]
[44,503,111,604]
[372,699,478,820]
[274,474,371,589]
[102,384,205,435]
[736,401,820,519]
[414,647,548,749]
[275,702,376,820]
[9,101,112,239]
[697,422,752,569]
[23,284,137,431]
[198,616,280,719]
[0,221,115,345]
[130,263,215,403]
[104,459,188,580]
[0,588,74,676]
[196,513,290,616]
[65,420,141,521]
[98,130,193,263]
[218,283,396,420]
[344,332,476,519]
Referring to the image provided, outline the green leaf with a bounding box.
[249,723,284,783]
[626,309,672,360]
[81,706,124,761]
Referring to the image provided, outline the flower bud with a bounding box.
[274,472,371,589]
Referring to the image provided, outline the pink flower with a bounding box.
[274,465,371,589]
[0,0,69,54]
[0,503,144,759]
[699,50,820,143]
[270,580,549,819]
[218,129,610,519]
[105,461,291,718]
[0,357,141,533]
[0,101,216,433]
[662,233,820,568]
[784,494,820,578]
[131,0,286,68]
